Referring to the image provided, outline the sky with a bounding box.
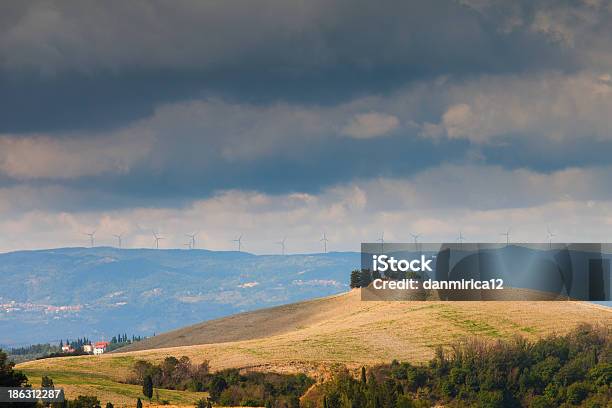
[1,0,612,253]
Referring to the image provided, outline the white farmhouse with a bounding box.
[93,341,109,355]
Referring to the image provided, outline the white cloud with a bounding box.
[0,130,153,179]
[418,72,612,143]
[342,112,399,139]
[0,164,611,253]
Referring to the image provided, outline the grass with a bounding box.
[436,306,502,337]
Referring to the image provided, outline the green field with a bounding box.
[20,355,207,407]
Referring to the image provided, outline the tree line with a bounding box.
[304,324,610,407]
[110,333,142,344]
[130,355,313,407]
[59,338,91,350]
[6,344,61,364]
[106,333,144,352]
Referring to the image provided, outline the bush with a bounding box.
[566,382,590,405]
[440,380,455,397]
[405,366,427,391]
[396,394,415,408]
[587,362,611,386]
[475,390,504,408]
[195,398,211,408]
[529,395,551,408]
[531,356,561,388]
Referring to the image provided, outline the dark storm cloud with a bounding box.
[0,0,610,215]
[0,0,576,133]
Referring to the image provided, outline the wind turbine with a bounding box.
[547,227,555,249]
[320,233,329,253]
[410,232,421,252]
[456,231,465,248]
[153,232,164,249]
[500,228,511,245]
[377,232,385,253]
[113,234,123,249]
[457,231,465,243]
[185,233,197,249]
[276,237,287,255]
[233,235,243,252]
[84,231,96,248]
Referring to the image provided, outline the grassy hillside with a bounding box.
[18,355,206,407]
[17,290,611,406]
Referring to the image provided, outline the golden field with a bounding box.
[17,290,611,407]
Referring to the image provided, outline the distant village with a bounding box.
[1,299,82,314]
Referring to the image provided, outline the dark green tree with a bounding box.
[105,403,114,408]
[208,375,227,401]
[360,366,367,384]
[142,374,153,400]
[136,398,142,408]
[350,269,361,288]
[359,269,372,287]
[42,375,54,388]
[0,348,36,408]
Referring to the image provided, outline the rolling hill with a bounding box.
[17,289,611,405]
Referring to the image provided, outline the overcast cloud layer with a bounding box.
[0,0,611,253]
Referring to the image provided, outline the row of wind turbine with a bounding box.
[82,228,558,252]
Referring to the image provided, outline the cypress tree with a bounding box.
[41,375,54,388]
[136,398,142,408]
[143,375,153,400]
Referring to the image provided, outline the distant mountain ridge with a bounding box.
[0,247,359,347]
